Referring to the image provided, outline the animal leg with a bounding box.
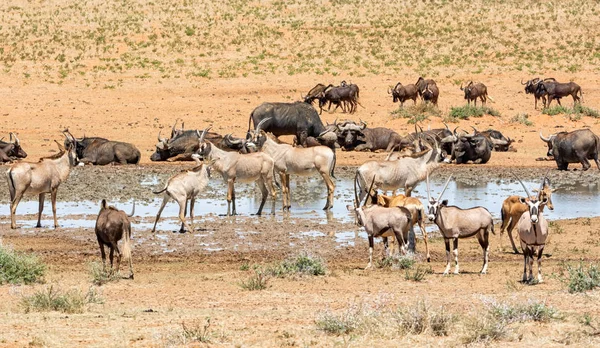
[36,193,45,228]
[227,179,236,216]
[418,219,430,262]
[365,236,374,270]
[443,239,451,275]
[321,172,335,210]
[477,230,490,274]
[189,198,195,232]
[111,241,122,275]
[255,179,268,216]
[10,192,24,229]
[452,238,459,274]
[506,219,520,254]
[51,189,58,228]
[285,174,291,210]
[522,247,529,282]
[108,245,115,275]
[528,248,534,282]
[152,195,170,233]
[97,237,107,272]
[279,173,288,211]
[405,185,413,197]
[382,237,389,258]
[177,198,191,233]
[537,247,544,283]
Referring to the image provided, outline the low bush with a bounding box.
[20,285,103,314]
[447,105,500,121]
[0,245,45,285]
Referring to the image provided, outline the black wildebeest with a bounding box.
[95,199,134,279]
[317,82,361,114]
[389,82,419,107]
[521,77,556,109]
[0,133,27,163]
[540,129,600,170]
[303,83,330,105]
[451,131,493,164]
[248,102,337,148]
[536,80,583,108]
[63,130,140,165]
[415,77,439,105]
[470,126,512,152]
[336,120,407,152]
[461,81,489,106]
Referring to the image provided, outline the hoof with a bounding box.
[426,257,431,263]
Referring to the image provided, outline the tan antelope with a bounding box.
[347,176,413,269]
[196,127,277,216]
[95,200,135,279]
[376,193,430,262]
[513,173,550,283]
[247,119,336,211]
[6,133,78,229]
[500,176,554,253]
[152,156,214,233]
[426,174,494,275]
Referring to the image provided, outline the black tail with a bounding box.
[330,150,337,180]
[7,169,16,202]
[153,187,167,194]
[247,112,254,133]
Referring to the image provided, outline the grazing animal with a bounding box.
[426,174,494,275]
[522,77,555,109]
[389,82,419,106]
[152,156,213,233]
[95,199,134,279]
[248,121,336,211]
[500,176,554,254]
[336,120,407,152]
[347,177,413,269]
[377,193,430,262]
[303,83,330,105]
[540,129,600,170]
[415,77,439,105]
[196,127,277,216]
[6,134,78,229]
[460,81,489,106]
[513,173,550,283]
[536,80,583,107]
[63,130,140,165]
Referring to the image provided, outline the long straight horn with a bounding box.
[426,172,431,202]
[511,171,532,199]
[437,175,453,202]
[353,172,360,207]
[128,201,136,217]
[363,175,376,207]
[540,169,550,192]
[171,118,181,136]
[9,132,14,143]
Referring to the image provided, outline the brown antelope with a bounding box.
[426,174,494,275]
[376,193,430,262]
[500,176,554,253]
[512,173,550,283]
[6,133,78,229]
[347,176,413,269]
[95,200,134,279]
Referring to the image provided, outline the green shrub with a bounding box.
[391,103,440,124]
[181,317,212,343]
[542,104,599,118]
[20,285,103,314]
[377,255,416,270]
[88,262,120,286]
[239,269,269,291]
[447,105,500,121]
[267,253,326,277]
[404,265,429,282]
[487,299,561,323]
[510,113,533,126]
[0,245,46,285]
[557,262,600,293]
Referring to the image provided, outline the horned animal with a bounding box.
[6,134,78,229]
[500,176,554,254]
[512,173,550,283]
[522,77,555,109]
[460,81,489,106]
[415,77,439,105]
[0,133,27,162]
[63,129,140,165]
[95,200,134,279]
[248,120,336,211]
[540,129,600,170]
[389,82,418,106]
[196,127,277,216]
[536,80,583,107]
[347,177,413,269]
[152,156,213,233]
[377,193,430,262]
[426,174,494,275]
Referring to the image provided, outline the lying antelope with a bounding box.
[500,176,554,253]
[6,133,78,229]
[152,156,213,233]
[347,176,413,269]
[95,200,134,279]
[426,174,494,275]
[196,127,277,216]
[377,193,430,262]
[513,173,550,283]
[248,119,336,211]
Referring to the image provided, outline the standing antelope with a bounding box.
[95,200,135,279]
[347,176,413,269]
[6,133,78,229]
[500,176,554,253]
[152,156,213,233]
[196,127,277,216]
[248,119,336,211]
[426,174,494,275]
[513,173,550,283]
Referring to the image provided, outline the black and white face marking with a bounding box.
[520,197,548,224]
[427,199,439,221]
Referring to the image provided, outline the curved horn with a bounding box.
[511,171,532,199]
[128,201,135,217]
[13,133,20,146]
[437,175,453,202]
[470,126,479,134]
[442,122,449,130]
[255,117,271,134]
[539,131,551,143]
[359,119,367,130]
[197,126,212,143]
[363,175,376,207]
[490,138,508,146]
[540,169,550,192]
[9,132,14,143]
[157,130,165,142]
[225,133,243,145]
[171,118,181,136]
[520,79,527,85]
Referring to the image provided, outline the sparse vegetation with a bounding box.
[542,104,599,118]
[510,113,533,126]
[394,301,454,336]
[181,318,212,343]
[377,255,416,270]
[404,265,429,282]
[390,103,440,124]
[486,299,561,323]
[20,285,103,314]
[0,245,45,285]
[447,105,500,121]
[267,253,327,277]
[461,313,508,344]
[557,262,600,293]
[239,269,269,291]
[88,262,120,286]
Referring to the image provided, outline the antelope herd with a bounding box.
[2,76,596,282]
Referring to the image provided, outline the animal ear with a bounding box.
[346,205,356,212]
[441,200,448,206]
[101,199,107,209]
[519,197,527,204]
[542,197,548,204]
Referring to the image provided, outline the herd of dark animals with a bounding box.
[2,76,597,281]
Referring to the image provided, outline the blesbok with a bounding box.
[376,193,430,262]
[355,133,444,201]
[248,120,336,211]
[426,174,494,275]
[152,156,214,233]
[347,176,413,269]
[6,134,78,229]
[512,173,550,283]
[500,176,554,254]
[95,200,134,279]
[196,127,277,216]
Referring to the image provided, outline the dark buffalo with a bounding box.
[336,120,406,152]
[248,102,336,148]
[451,132,492,164]
[0,133,27,162]
[540,129,600,170]
[415,77,439,105]
[151,128,248,161]
[536,80,583,107]
[407,124,456,159]
[461,81,489,106]
[389,82,418,106]
[64,130,140,165]
[471,126,512,152]
[521,77,555,109]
